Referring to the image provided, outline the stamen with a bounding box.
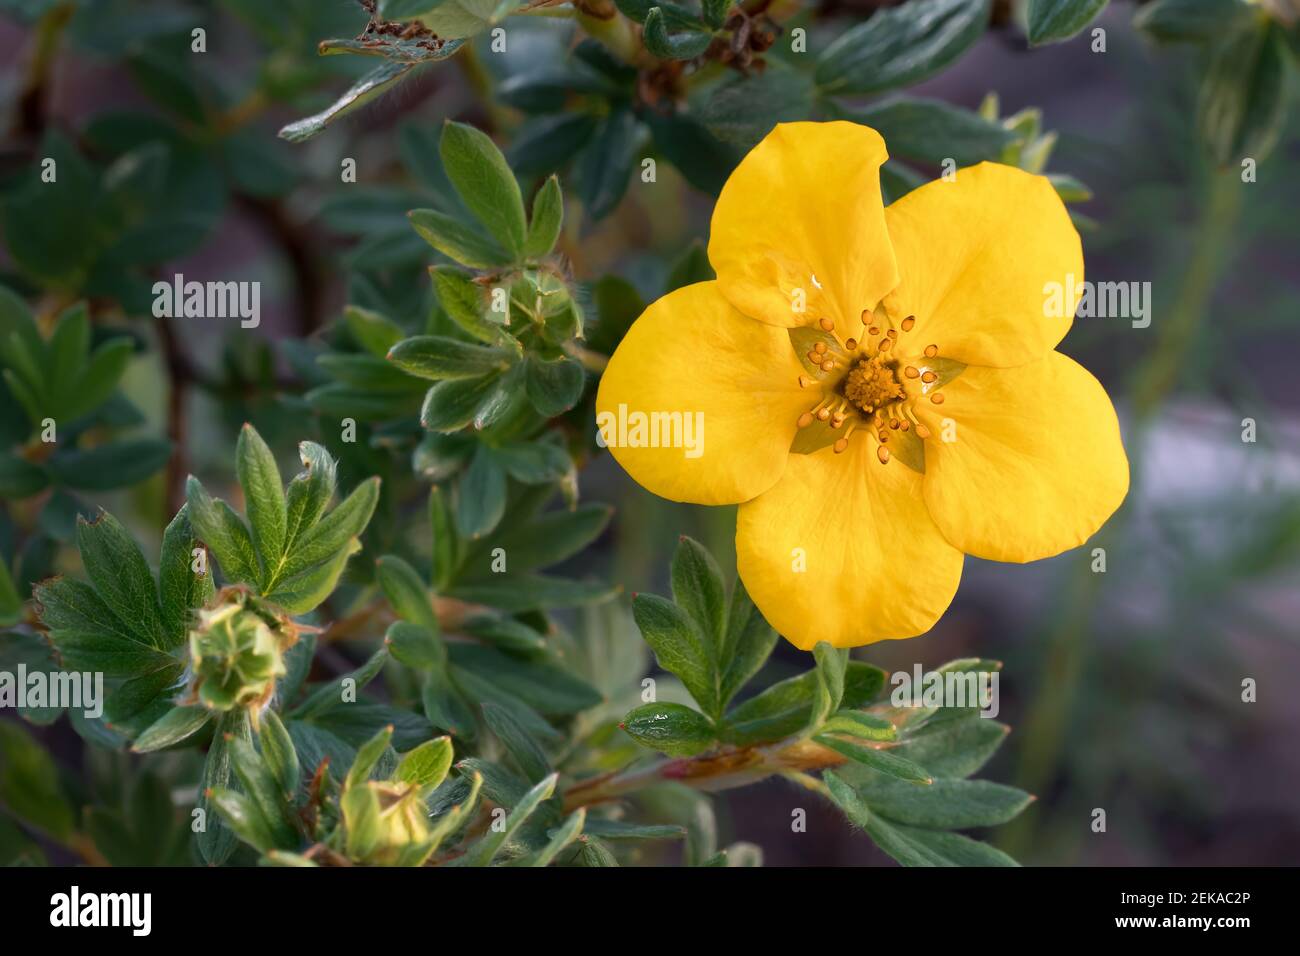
[820,359,834,372]
[819,318,834,331]
[878,337,892,352]
[833,438,849,454]
[814,342,827,355]
[929,393,944,405]
[797,412,814,428]
[868,326,879,336]
[904,366,919,379]
[915,424,931,439]
[877,444,890,464]
[924,344,938,357]
[817,407,831,421]
[844,338,857,351]
[901,316,915,331]
[921,371,937,384]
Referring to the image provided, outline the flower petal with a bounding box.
[918,352,1129,562]
[595,281,810,506]
[709,121,898,333]
[883,162,1083,368]
[735,439,964,650]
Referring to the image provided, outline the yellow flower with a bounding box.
[595,121,1129,650]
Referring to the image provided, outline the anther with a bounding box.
[820,360,834,372]
[844,338,857,350]
[879,338,892,352]
[797,412,814,428]
[930,393,944,405]
[904,366,919,379]
[798,375,811,388]
[817,407,831,421]
[814,342,827,355]
[833,438,849,454]
[877,445,890,464]
[901,316,915,331]
[868,326,879,336]
[924,345,938,357]
[921,371,937,383]
[819,318,834,331]
[887,329,897,340]
[900,420,911,431]
[889,419,900,430]
[915,424,931,439]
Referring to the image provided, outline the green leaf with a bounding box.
[440,120,528,259]
[462,503,612,578]
[521,808,586,867]
[893,713,1009,778]
[460,772,558,866]
[421,372,508,432]
[347,725,394,789]
[1026,0,1108,45]
[670,535,726,654]
[643,7,713,59]
[198,709,251,865]
[1197,22,1289,166]
[259,709,300,800]
[835,97,1020,166]
[621,702,715,756]
[277,477,380,581]
[456,444,507,539]
[815,734,933,783]
[524,175,564,259]
[632,592,718,717]
[429,484,460,590]
[377,555,439,634]
[279,62,416,143]
[65,338,133,422]
[824,770,1018,866]
[132,705,212,753]
[76,511,165,649]
[576,109,640,220]
[386,620,447,670]
[482,702,552,782]
[450,644,602,715]
[158,505,211,646]
[430,265,500,344]
[701,0,730,28]
[1133,0,1253,43]
[395,736,454,790]
[45,438,171,492]
[388,335,511,381]
[524,356,584,417]
[0,454,49,498]
[292,647,389,719]
[186,477,261,586]
[283,442,337,554]
[722,662,887,746]
[815,0,990,95]
[229,736,297,847]
[717,579,777,708]
[0,721,75,841]
[34,579,172,676]
[850,773,1032,829]
[236,424,287,578]
[822,710,897,741]
[812,642,848,724]
[408,208,511,269]
[263,539,360,615]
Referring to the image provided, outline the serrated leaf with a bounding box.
[75,511,165,649]
[643,7,713,59]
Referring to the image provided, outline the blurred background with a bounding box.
[1,0,1297,865]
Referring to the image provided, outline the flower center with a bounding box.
[791,312,946,464]
[843,354,904,414]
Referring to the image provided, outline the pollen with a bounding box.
[844,355,904,414]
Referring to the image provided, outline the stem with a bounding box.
[561,737,848,812]
[12,2,74,140]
